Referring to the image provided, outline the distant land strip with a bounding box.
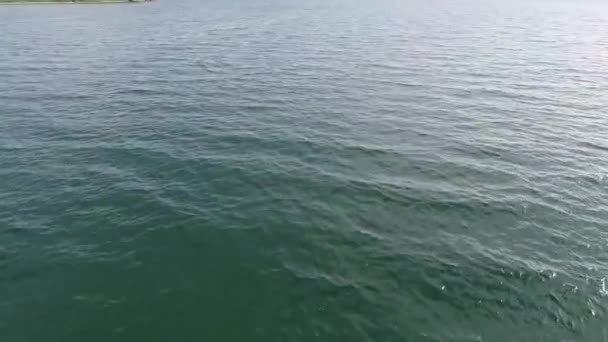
[0,0,153,4]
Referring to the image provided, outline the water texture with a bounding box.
[1,0,608,340]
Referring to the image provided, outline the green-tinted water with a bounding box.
[1,0,608,340]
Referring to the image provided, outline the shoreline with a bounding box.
[0,0,152,4]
